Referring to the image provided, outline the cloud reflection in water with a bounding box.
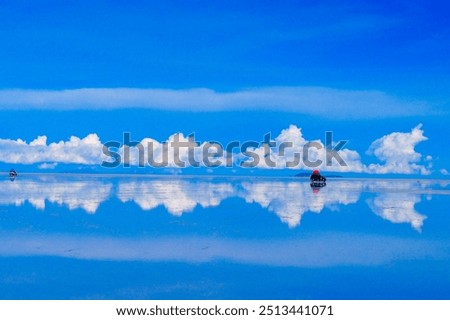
[0,175,446,230]
[0,176,112,213]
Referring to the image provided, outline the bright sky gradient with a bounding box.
[0,0,449,175]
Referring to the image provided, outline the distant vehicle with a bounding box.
[310,169,326,182]
[310,169,326,189]
[9,169,17,181]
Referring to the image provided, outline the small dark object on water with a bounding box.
[9,169,17,181]
[310,169,326,182]
[310,169,326,190]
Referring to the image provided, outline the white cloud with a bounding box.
[239,124,366,172]
[0,87,434,119]
[0,124,432,175]
[366,124,430,174]
[239,124,430,175]
[0,133,105,165]
[117,133,226,168]
[441,169,449,175]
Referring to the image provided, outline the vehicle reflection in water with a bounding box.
[310,181,326,194]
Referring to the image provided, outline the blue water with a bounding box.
[0,174,449,299]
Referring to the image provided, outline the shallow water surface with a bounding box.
[0,174,449,299]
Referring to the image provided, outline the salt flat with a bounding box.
[0,175,449,299]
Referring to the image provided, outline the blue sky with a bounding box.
[0,0,449,175]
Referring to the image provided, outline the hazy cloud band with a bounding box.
[0,87,432,119]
